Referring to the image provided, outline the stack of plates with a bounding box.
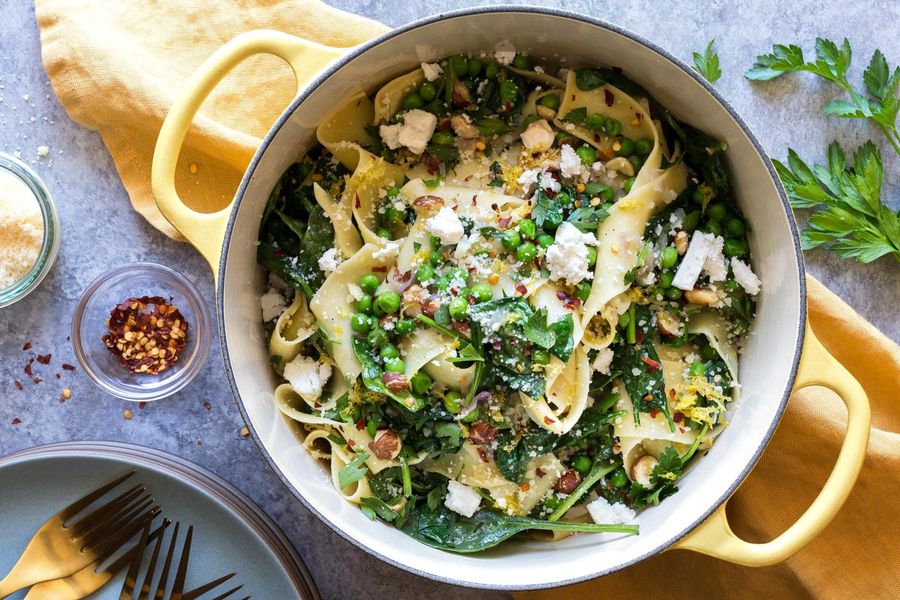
[0,441,320,600]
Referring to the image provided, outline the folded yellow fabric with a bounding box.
[35,1,899,597]
[35,0,388,239]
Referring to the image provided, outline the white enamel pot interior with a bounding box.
[217,8,804,590]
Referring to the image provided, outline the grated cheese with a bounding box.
[0,169,43,289]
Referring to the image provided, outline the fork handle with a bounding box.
[0,571,30,598]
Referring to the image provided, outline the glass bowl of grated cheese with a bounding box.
[0,152,60,308]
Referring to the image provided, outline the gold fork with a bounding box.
[0,472,160,598]
[123,521,246,600]
[23,517,169,600]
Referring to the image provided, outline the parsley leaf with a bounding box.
[532,188,564,230]
[747,38,900,155]
[774,141,900,263]
[566,205,609,233]
[338,452,370,490]
[692,38,722,83]
[522,307,556,349]
[630,446,684,508]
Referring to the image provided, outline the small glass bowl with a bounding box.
[71,263,212,401]
[0,152,60,308]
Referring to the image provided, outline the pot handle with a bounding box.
[151,30,346,280]
[673,320,870,566]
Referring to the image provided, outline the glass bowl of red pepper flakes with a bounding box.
[71,263,211,401]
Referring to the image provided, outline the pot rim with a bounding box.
[216,5,807,590]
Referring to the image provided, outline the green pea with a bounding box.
[461,407,480,423]
[726,217,746,237]
[374,290,402,315]
[537,233,555,249]
[517,218,537,240]
[384,357,405,373]
[706,202,728,221]
[350,313,372,334]
[537,94,560,110]
[429,250,444,266]
[410,371,432,395]
[704,220,723,236]
[403,92,424,110]
[517,242,537,262]
[435,275,451,291]
[467,57,482,77]
[416,264,435,283]
[556,191,573,207]
[661,246,679,269]
[725,277,739,292]
[584,112,605,132]
[573,282,591,302]
[724,238,749,257]
[604,118,622,137]
[443,391,463,414]
[501,229,521,250]
[448,54,468,76]
[448,267,469,285]
[623,176,636,193]
[659,271,675,289]
[471,283,493,303]
[628,154,643,172]
[394,318,416,336]
[616,137,635,156]
[610,468,628,488]
[431,131,455,146]
[584,181,613,201]
[485,61,499,79]
[634,137,654,155]
[511,54,531,69]
[532,349,550,365]
[355,293,373,314]
[692,187,708,206]
[689,361,707,377]
[385,207,405,224]
[366,420,377,438]
[586,246,597,266]
[376,227,393,240]
[665,287,683,301]
[386,185,401,198]
[448,296,469,320]
[572,455,592,475]
[359,273,380,295]
[380,344,400,360]
[576,145,597,165]
[543,495,563,510]
[419,81,437,102]
[367,327,388,348]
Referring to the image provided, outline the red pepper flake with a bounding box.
[347,438,356,447]
[490,203,499,212]
[668,388,676,400]
[521,482,531,492]
[203,401,212,411]
[635,327,645,345]
[14,380,23,391]
[10,418,21,425]
[556,290,581,310]
[273,249,285,259]
[640,356,662,372]
[467,295,476,305]
[138,402,147,410]
[471,194,478,206]
[354,193,361,209]
[492,341,502,351]
[604,89,614,107]
[476,447,490,463]
[55,373,60,379]
[523,345,531,357]
[62,363,76,371]
[102,296,188,375]
[36,353,51,365]
[515,283,527,295]
[535,467,546,478]
[372,266,387,273]
[394,270,412,283]
[24,360,33,377]
[32,377,42,384]
[453,321,472,338]
[22,342,32,351]
[543,416,555,425]
[673,412,684,423]
[650,407,660,419]
[498,216,512,229]
[355,418,365,431]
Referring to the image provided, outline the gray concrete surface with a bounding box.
[1,1,897,599]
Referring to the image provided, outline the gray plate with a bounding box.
[0,441,319,600]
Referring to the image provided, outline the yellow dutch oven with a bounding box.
[151,8,869,590]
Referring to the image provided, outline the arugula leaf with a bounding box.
[747,38,900,156]
[566,205,609,233]
[774,141,900,263]
[532,188,564,230]
[692,38,722,83]
[612,341,674,431]
[396,503,637,553]
[338,452,370,490]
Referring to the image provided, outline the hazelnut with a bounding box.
[605,157,635,177]
[401,284,430,316]
[520,119,555,153]
[684,288,719,306]
[468,421,499,445]
[413,194,444,214]
[450,115,479,138]
[631,455,659,487]
[452,81,472,107]
[368,429,402,460]
[554,469,582,494]
[381,372,410,394]
[674,230,689,255]
[536,104,557,120]
[656,310,682,338]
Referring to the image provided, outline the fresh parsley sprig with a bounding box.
[746,38,900,156]
[692,38,722,83]
[775,141,900,263]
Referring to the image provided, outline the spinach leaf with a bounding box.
[612,342,674,431]
[531,189,563,230]
[562,107,587,124]
[495,428,560,483]
[575,68,606,91]
[338,452,369,490]
[352,338,426,411]
[548,314,574,361]
[396,503,638,553]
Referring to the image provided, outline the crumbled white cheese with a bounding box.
[283,356,332,404]
[559,144,582,178]
[587,496,636,525]
[444,480,482,518]
[36,145,49,158]
[317,247,342,274]
[420,62,443,81]
[378,109,437,155]
[372,241,401,261]
[259,290,287,322]
[591,348,615,375]
[425,206,464,245]
[520,119,555,153]
[494,41,517,65]
[731,258,761,295]
[545,222,597,285]
[672,231,727,290]
[347,283,365,301]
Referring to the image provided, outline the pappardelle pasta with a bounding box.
[256,45,760,553]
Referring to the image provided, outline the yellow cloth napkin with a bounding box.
[35,1,899,597]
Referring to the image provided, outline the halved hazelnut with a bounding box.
[369,429,402,460]
[468,421,499,445]
[554,469,582,494]
[381,372,410,394]
[684,288,719,306]
[536,104,557,120]
[401,284,430,316]
[656,310,682,338]
[674,230,689,255]
[413,194,444,214]
[450,115,479,138]
[452,81,472,107]
[631,454,658,487]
